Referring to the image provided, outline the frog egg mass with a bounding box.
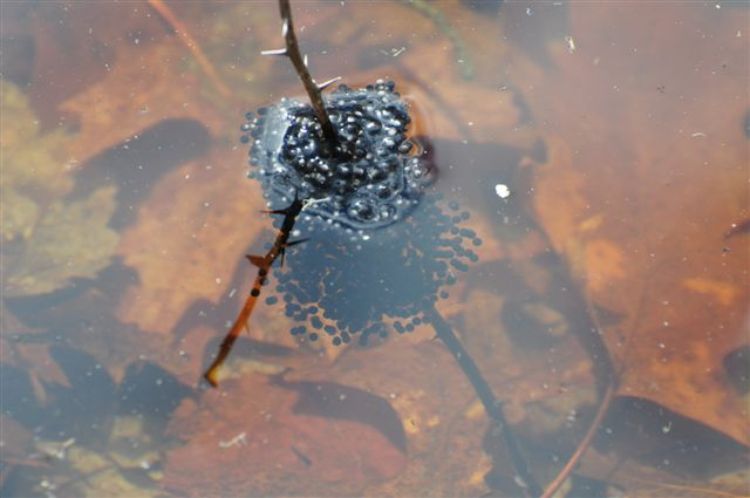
[273,194,481,346]
[242,79,430,229]
[240,78,481,347]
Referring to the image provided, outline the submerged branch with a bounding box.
[423,306,542,497]
[540,382,615,498]
[147,0,231,97]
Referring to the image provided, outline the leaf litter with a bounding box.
[2,1,747,497]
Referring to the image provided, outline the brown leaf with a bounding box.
[523,3,748,445]
[59,40,229,165]
[53,2,279,165]
[164,331,518,497]
[163,373,406,497]
[115,147,267,335]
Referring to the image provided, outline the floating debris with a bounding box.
[218,432,248,449]
[494,183,511,199]
[34,437,76,462]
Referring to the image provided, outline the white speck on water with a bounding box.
[495,183,511,199]
[662,421,672,433]
[526,7,533,15]
[218,432,248,449]
[565,35,576,53]
[513,475,528,489]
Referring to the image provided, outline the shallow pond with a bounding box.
[1,1,748,497]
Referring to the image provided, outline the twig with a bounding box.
[423,306,542,497]
[534,245,620,497]
[147,0,231,98]
[265,0,339,151]
[203,198,303,386]
[539,381,615,498]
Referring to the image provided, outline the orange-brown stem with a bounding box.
[540,382,615,498]
[203,198,303,386]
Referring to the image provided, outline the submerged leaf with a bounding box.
[6,187,119,296]
[524,3,749,448]
[0,81,119,297]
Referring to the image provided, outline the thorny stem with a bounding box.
[276,0,340,151]
[203,198,303,386]
[423,306,542,498]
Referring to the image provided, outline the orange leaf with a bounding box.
[526,3,748,445]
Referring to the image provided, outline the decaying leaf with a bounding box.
[163,372,407,497]
[56,2,279,165]
[163,344,465,496]
[521,3,749,447]
[114,150,268,335]
[0,81,119,297]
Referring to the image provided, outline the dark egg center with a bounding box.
[243,79,430,230]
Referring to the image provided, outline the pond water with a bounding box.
[1,1,748,497]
